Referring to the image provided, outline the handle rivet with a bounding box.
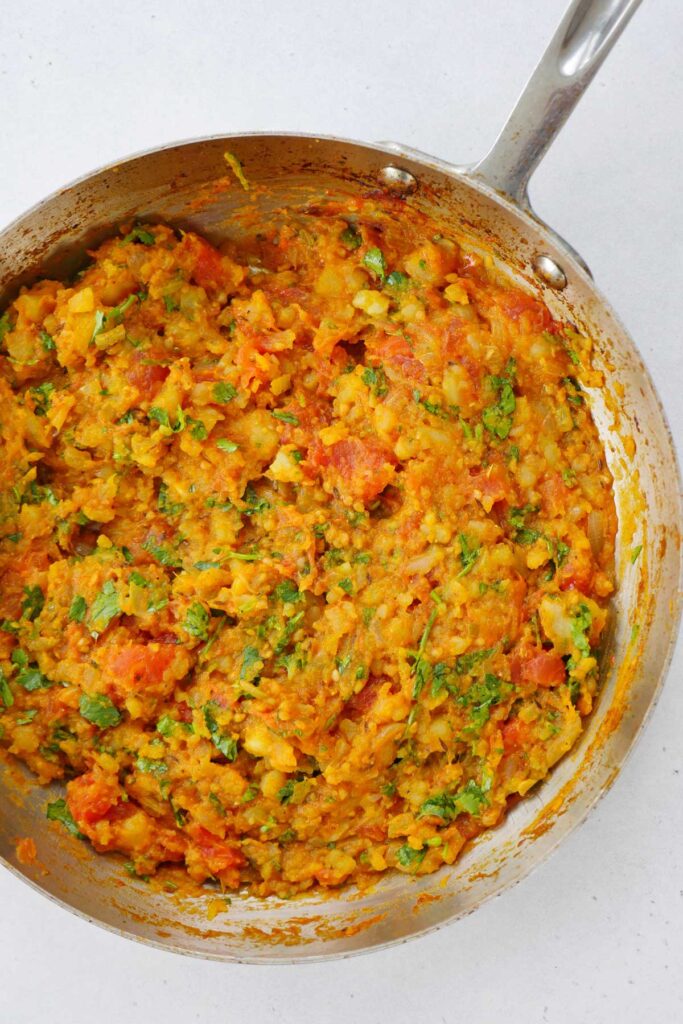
[379,166,417,195]
[533,254,567,290]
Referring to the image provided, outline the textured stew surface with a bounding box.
[0,198,616,896]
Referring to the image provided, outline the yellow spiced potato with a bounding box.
[0,201,616,895]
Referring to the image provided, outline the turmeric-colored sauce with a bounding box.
[0,198,616,896]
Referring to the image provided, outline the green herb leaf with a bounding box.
[29,381,55,416]
[203,702,238,761]
[482,369,516,440]
[213,382,238,404]
[274,580,300,604]
[15,662,53,692]
[135,756,168,777]
[156,714,178,738]
[187,416,208,440]
[183,602,209,641]
[271,409,299,425]
[361,364,388,397]
[570,603,593,659]
[157,482,185,517]
[396,843,426,869]
[240,645,261,681]
[79,692,121,729]
[274,610,305,655]
[89,310,106,346]
[89,580,120,633]
[457,534,480,577]
[0,669,13,708]
[46,798,84,838]
[216,438,239,452]
[68,595,87,623]
[385,271,409,292]
[362,247,387,283]
[142,536,182,568]
[339,225,362,250]
[0,313,13,344]
[123,226,155,245]
[107,293,138,324]
[630,545,643,564]
[21,584,44,621]
[148,406,170,428]
[276,780,296,805]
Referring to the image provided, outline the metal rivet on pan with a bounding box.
[533,254,568,290]
[379,166,418,195]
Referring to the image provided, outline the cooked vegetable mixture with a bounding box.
[0,199,616,895]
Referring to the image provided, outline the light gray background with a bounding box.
[1,2,681,1021]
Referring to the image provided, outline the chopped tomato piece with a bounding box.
[188,825,245,874]
[106,643,177,689]
[498,289,557,332]
[501,717,531,753]
[67,769,121,828]
[366,332,427,382]
[511,649,566,688]
[468,462,517,509]
[343,677,383,720]
[125,357,169,399]
[320,436,395,504]
[539,473,571,517]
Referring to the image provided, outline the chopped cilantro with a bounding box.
[136,757,168,777]
[396,844,426,869]
[362,247,387,283]
[339,225,362,250]
[213,382,238,404]
[240,645,261,681]
[89,309,106,346]
[274,580,300,604]
[630,545,643,564]
[482,367,516,440]
[123,226,155,245]
[21,584,44,621]
[338,578,353,595]
[361,365,388,397]
[274,610,305,655]
[187,417,208,440]
[183,602,209,641]
[79,692,121,728]
[46,798,83,838]
[68,594,87,623]
[570,603,593,658]
[277,780,296,804]
[457,534,480,577]
[271,409,299,425]
[0,669,13,708]
[29,381,55,416]
[157,482,185,517]
[156,714,178,737]
[203,702,238,760]
[216,438,239,453]
[142,536,182,568]
[0,313,13,344]
[89,580,120,633]
[385,270,409,292]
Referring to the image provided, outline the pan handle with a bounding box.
[472,0,643,208]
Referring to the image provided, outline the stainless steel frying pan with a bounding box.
[1,0,680,962]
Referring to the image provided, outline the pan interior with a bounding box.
[0,135,680,961]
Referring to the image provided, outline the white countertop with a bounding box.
[1,1,682,1021]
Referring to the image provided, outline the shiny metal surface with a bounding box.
[0,0,680,964]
